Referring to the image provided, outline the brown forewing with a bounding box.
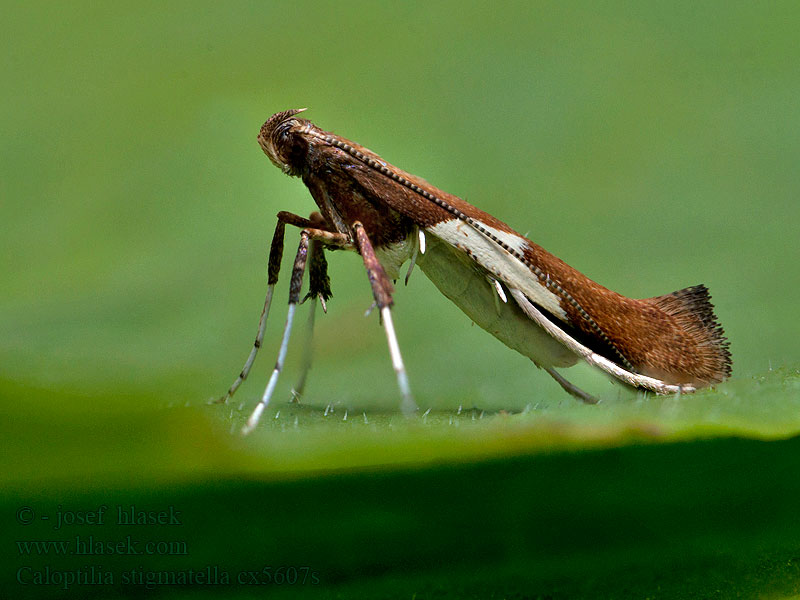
[293,122,730,386]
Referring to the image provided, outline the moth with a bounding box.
[221,109,731,434]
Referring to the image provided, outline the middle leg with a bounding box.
[242,227,351,434]
[289,238,332,402]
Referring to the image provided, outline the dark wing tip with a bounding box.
[649,284,732,383]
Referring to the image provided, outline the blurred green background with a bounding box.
[3,0,798,406]
[3,2,800,598]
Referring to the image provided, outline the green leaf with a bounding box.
[3,370,800,598]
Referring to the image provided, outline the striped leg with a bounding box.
[216,212,338,405]
[353,222,417,415]
[290,240,332,402]
[289,300,316,403]
[242,228,350,434]
[215,216,289,404]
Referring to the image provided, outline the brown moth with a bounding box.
[221,109,731,433]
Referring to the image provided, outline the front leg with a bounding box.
[353,222,417,415]
[216,211,342,405]
[241,226,352,434]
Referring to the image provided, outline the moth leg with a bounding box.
[353,222,417,415]
[242,228,351,434]
[215,216,290,404]
[289,300,316,403]
[290,239,332,402]
[216,211,340,404]
[543,367,599,405]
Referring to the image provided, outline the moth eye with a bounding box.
[275,123,292,143]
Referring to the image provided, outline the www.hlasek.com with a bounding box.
[17,565,321,590]
[17,536,187,557]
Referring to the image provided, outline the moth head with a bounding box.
[258,108,309,176]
